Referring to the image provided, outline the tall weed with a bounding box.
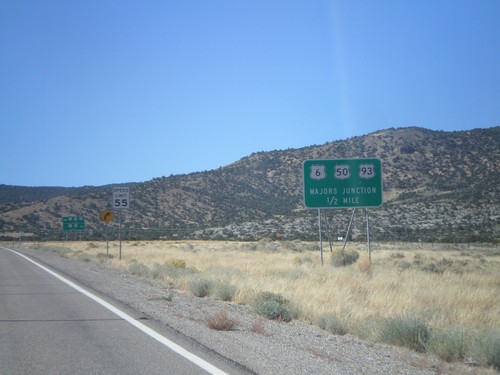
[380,315,431,352]
[426,328,468,362]
[470,330,500,370]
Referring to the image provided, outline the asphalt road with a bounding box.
[0,247,239,375]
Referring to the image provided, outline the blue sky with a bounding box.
[1,1,498,187]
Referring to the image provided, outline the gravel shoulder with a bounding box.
[15,246,496,375]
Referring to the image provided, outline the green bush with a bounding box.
[253,291,299,322]
[316,313,348,336]
[380,315,431,352]
[330,249,359,267]
[189,278,215,298]
[426,328,468,362]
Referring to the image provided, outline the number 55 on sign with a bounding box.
[112,187,130,209]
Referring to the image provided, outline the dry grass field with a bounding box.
[28,239,500,367]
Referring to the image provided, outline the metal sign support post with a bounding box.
[99,209,114,254]
[324,214,333,253]
[106,223,109,254]
[318,209,323,266]
[119,210,122,261]
[342,208,356,251]
[365,208,372,262]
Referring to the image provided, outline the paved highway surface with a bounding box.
[0,246,242,375]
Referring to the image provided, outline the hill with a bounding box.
[1,126,499,242]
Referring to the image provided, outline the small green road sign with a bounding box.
[62,216,85,231]
[303,158,383,209]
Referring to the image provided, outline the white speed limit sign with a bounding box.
[112,187,130,209]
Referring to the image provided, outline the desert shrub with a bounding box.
[168,258,186,268]
[437,258,454,267]
[212,282,237,302]
[412,253,424,266]
[316,313,348,336]
[484,332,500,370]
[357,256,372,274]
[205,311,239,331]
[330,249,359,267]
[128,262,150,277]
[292,255,313,266]
[96,253,114,262]
[243,243,258,251]
[76,252,92,262]
[189,278,215,298]
[253,291,299,322]
[390,252,405,259]
[399,260,412,271]
[380,315,431,352]
[421,262,444,274]
[426,328,468,362]
[181,242,195,251]
[286,268,305,280]
[260,241,280,252]
[471,330,500,370]
[158,294,173,302]
[250,319,268,335]
[39,246,72,257]
[150,261,198,280]
[149,263,164,279]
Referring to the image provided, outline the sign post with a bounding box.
[303,158,383,263]
[112,187,130,260]
[62,216,85,242]
[99,209,114,254]
[62,216,85,231]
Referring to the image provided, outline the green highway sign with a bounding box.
[62,216,85,231]
[303,158,383,209]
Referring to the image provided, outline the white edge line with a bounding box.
[2,247,229,375]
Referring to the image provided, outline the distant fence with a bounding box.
[1,227,498,246]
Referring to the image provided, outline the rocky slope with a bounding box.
[1,126,499,242]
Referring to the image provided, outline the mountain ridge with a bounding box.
[1,126,499,242]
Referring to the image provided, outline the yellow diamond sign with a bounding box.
[99,209,114,223]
